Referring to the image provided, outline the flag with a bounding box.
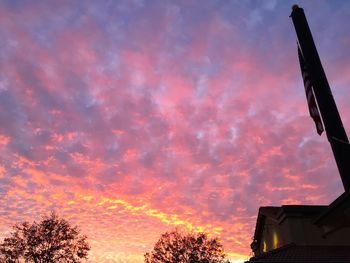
[297,45,324,135]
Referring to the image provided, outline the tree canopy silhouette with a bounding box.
[0,212,90,263]
[144,229,228,263]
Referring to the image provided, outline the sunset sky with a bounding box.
[1,0,350,262]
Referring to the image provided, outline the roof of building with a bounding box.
[314,190,350,235]
[251,205,327,250]
[247,243,350,262]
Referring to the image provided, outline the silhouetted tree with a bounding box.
[0,212,90,263]
[144,229,228,263]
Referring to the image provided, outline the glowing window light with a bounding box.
[273,231,279,249]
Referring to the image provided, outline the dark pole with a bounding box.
[290,5,350,191]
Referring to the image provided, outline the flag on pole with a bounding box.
[297,45,324,135]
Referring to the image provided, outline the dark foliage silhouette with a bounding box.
[0,212,90,263]
[144,229,228,263]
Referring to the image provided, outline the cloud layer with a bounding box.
[1,0,350,262]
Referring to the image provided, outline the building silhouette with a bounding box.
[248,196,350,262]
